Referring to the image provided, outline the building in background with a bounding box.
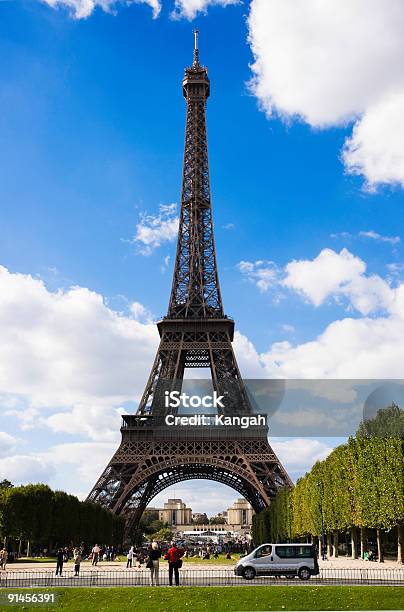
[227,498,254,528]
[148,497,254,541]
[158,498,192,526]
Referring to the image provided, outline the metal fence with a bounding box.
[1,567,404,588]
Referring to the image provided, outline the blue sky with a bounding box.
[1,0,404,514]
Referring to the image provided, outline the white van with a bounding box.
[234,543,319,580]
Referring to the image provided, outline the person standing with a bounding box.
[0,548,7,570]
[126,545,134,569]
[55,548,64,576]
[91,543,100,566]
[166,541,184,586]
[148,541,161,586]
[73,547,82,577]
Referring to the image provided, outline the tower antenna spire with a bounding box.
[193,28,199,65]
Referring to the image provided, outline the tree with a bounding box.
[139,511,163,536]
[252,507,271,545]
[51,491,80,545]
[354,436,404,562]
[0,483,123,552]
[265,415,404,564]
[358,403,404,438]
[209,516,226,525]
[24,484,54,548]
[0,480,13,490]
[1,486,32,541]
[147,527,173,542]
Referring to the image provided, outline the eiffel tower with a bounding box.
[87,32,291,534]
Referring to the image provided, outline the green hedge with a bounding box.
[0,484,124,548]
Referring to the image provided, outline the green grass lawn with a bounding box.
[1,586,403,611]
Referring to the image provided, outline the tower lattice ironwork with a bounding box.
[87,32,291,535]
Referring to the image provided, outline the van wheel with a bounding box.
[242,567,256,580]
[298,567,311,581]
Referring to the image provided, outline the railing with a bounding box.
[1,567,403,588]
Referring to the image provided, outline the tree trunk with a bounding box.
[397,524,404,564]
[326,533,332,558]
[360,527,367,560]
[333,531,339,557]
[376,528,384,563]
[26,540,31,557]
[351,527,358,559]
[18,539,22,558]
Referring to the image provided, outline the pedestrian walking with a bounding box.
[0,548,8,570]
[165,541,184,586]
[147,541,161,586]
[91,543,100,566]
[55,548,64,576]
[126,545,134,568]
[73,547,82,576]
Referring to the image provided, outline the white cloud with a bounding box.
[160,255,171,274]
[283,249,365,307]
[130,301,153,322]
[0,432,21,458]
[261,311,404,379]
[281,324,294,333]
[172,0,238,20]
[237,260,280,293]
[238,248,396,317]
[0,265,158,440]
[343,93,404,189]
[131,204,179,256]
[234,250,404,379]
[43,442,118,485]
[247,0,404,189]
[42,0,161,19]
[272,438,333,478]
[331,232,353,241]
[0,455,54,484]
[283,248,395,315]
[332,230,400,246]
[387,263,404,275]
[359,231,400,245]
[234,285,404,381]
[45,405,123,442]
[0,442,117,490]
[0,444,95,494]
